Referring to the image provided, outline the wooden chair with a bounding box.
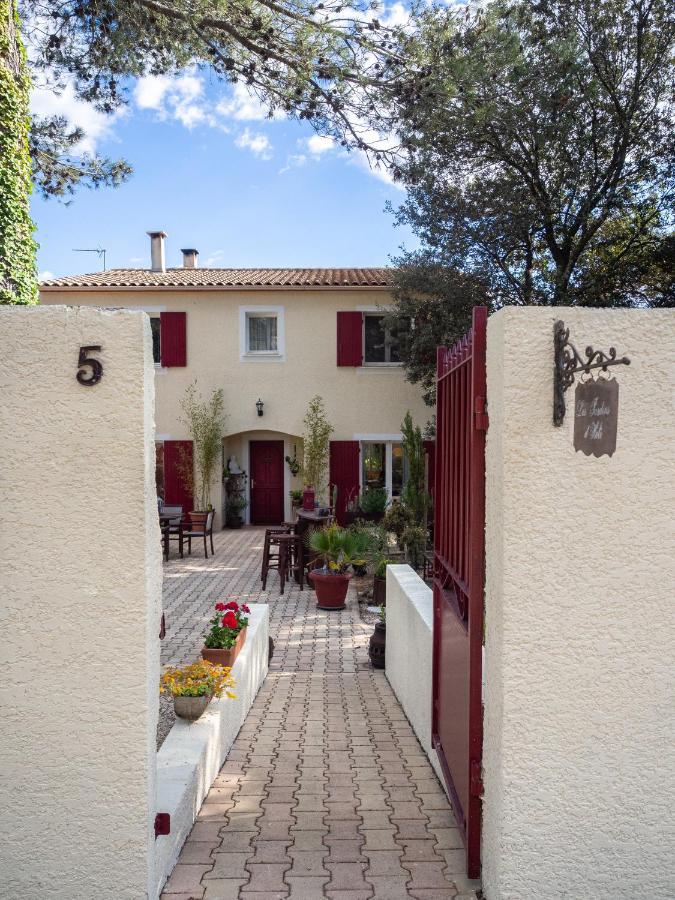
[160,523,170,561]
[186,510,215,559]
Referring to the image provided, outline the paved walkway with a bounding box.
[161,528,475,900]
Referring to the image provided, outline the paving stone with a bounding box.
[161,530,464,900]
[205,852,252,880]
[325,861,371,891]
[284,877,330,898]
[244,863,290,893]
[164,864,213,894]
[368,875,413,899]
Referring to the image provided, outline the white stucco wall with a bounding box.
[0,306,162,899]
[385,565,446,787]
[155,605,269,895]
[483,307,675,900]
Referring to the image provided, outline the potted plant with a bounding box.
[357,487,388,523]
[226,494,248,528]
[201,600,250,666]
[290,488,303,511]
[372,555,390,606]
[179,382,227,514]
[160,660,236,722]
[346,523,373,576]
[402,524,428,572]
[369,605,386,669]
[383,501,414,549]
[307,525,361,610]
[300,395,333,508]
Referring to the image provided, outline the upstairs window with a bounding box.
[248,314,278,353]
[150,317,161,365]
[364,313,400,364]
[240,306,285,360]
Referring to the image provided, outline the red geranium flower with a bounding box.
[221,611,238,629]
[241,604,251,614]
[214,602,226,611]
[224,601,239,611]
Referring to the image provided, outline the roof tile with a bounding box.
[40,267,392,289]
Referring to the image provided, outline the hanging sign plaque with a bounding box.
[573,377,619,458]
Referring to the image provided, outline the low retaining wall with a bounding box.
[154,605,269,896]
[385,565,445,788]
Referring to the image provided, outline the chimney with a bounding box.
[181,248,199,269]
[147,231,167,272]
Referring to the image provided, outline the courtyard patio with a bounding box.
[160,527,476,900]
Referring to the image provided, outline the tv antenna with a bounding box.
[73,246,107,271]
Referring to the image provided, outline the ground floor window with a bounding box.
[155,441,165,501]
[361,441,406,499]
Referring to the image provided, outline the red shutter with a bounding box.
[336,311,363,366]
[424,440,435,499]
[160,312,187,367]
[329,441,360,526]
[163,440,193,515]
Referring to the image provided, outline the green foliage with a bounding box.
[301,395,333,501]
[180,382,227,511]
[401,412,429,525]
[25,0,407,157]
[402,524,427,572]
[391,0,674,305]
[29,115,132,202]
[0,0,37,304]
[383,502,413,549]
[308,524,362,574]
[358,487,388,515]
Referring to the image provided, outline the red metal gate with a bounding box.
[432,306,487,879]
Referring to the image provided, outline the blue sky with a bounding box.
[31,71,418,280]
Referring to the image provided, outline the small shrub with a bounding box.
[383,502,414,547]
[358,487,388,515]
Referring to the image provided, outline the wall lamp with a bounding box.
[256,398,264,417]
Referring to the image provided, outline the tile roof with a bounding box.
[40,267,392,289]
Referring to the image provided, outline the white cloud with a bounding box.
[306,135,335,156]
[30,81,122,154]
[134,73,213,129]
[235,129,273,160]
[38,270,54,282]
[216,83,285,122]
[202,250,225,266]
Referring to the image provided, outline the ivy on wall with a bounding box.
[0,0,37,305]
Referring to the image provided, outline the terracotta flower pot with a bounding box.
[369,621,386,669]
[308,570,352,610]
[201,627,247,667]
[173,694,212,721]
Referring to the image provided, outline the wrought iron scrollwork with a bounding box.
[553,320,630,426]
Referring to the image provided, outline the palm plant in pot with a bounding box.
[202,600,250,666]
[160,660,236,722]
[307,525,361,610]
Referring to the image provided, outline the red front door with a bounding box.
[250,440,284,525]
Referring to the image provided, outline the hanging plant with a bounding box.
[285,448,301,476]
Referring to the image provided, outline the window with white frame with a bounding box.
[361,440,407,498]
[363,313,401,365]
[239,307,285,359]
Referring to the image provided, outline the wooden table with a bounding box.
[159,512,183,559]
[294,510,333,582]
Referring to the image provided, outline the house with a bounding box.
[40,231,433,526]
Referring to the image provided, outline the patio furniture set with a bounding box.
[159,505,215,561]
[260,508,334,594]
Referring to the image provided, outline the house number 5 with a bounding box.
[77,345,103,386]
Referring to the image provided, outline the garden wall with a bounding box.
[483,307,675,900]
[0,306,161,899]
[385,565,445,788]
